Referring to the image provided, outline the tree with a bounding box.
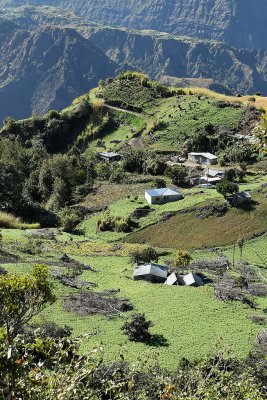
[237,238,245,261]
[130,247,158,265]
[0,265,55,353]
[153,178,166,188]
[216,179,239,199]
[121,313,153,342]
[0,265,55,399]
[165,166,188,186]
[173,251,192,272]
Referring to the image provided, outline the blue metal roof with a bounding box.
[145,188,180,197]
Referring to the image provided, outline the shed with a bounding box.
[98,152,121,163]
[165,272,184,286]
[145,188,182,205]
[133,263,168,283]
[232,191,252,205]
[188,152,218,165]
[183,273,203,287]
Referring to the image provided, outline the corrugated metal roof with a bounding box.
[183,273,203,286]
[133,263,168,279]
[98,152,120,158]
[145,188,181,197]
[189,152,217,160]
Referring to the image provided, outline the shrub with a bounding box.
[0,212,21,228]
[0,212,40,229]
[153,178,166,188]
[216,180,239,199]
[46,110,61,119]
[130,247,159,264]
[97,214,132,233]
[59,207,81,233]
[121,313,153,342]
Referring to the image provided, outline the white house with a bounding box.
[133,263,168,283]
[188,152,218,165]
[145,188,182,205]
[98,152,121,163]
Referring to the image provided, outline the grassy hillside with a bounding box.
[97,73,261,152]
[1,229,266,369]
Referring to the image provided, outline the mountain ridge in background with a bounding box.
[1,0,267,50]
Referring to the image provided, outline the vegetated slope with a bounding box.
[1,73,261,154]
[99,73,260,152]
[125,189,267,250]
[0,22,117,121]
[2,0,267,50]
[88,26,267,96]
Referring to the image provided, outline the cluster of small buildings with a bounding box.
[133,263,205,287]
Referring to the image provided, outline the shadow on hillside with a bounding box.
[146,334,169,348]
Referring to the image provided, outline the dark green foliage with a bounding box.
[121,313,153,342]
[153,178,166,188]
[165,165,188,186]
[130,247,159,264]
[220,144,258,164]
[122,149,166,175]
[59,207,81,233]
[101,72,178,112]
[216,180,239,199]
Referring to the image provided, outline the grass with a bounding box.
[125,186,267,250]
[87,112,145,152]
[2,255,265,369]
[98,75,247,152]
[81,188,222,242]
[142,95,244,151]
[0,212,40,230]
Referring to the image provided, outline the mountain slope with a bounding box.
[0,23,117,121]
[87,27,267,96]
[2,0,267,50]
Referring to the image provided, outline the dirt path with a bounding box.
[103,103,147,119]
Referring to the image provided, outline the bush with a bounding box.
[59,207,81,233]
[130,247,159,265]
[0,212,21,228]
[153,178,166,188]
[46,110,61,120]
[121,313,153,342]
[97,214,132,233]
[216,180,239,199]
[0,212,40,229]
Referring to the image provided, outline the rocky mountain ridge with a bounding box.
[1,0,267,50]
[0,23,117,121]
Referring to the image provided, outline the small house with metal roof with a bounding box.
[98,152,121,163]
[133,263,168,283]
[188,152,218,165]
[145,188,182,205]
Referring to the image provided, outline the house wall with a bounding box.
[149,195,181,204]
[145,192,152,205]
[188,154,217,165]
[133,274,166,283]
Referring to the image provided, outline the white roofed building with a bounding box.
[188,152,218,165]
[133,263,168,283]
[145,188,182,205]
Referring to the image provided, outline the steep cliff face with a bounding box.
[87,27,267,95]
[0,24,117,121]
[2,0,266,50]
